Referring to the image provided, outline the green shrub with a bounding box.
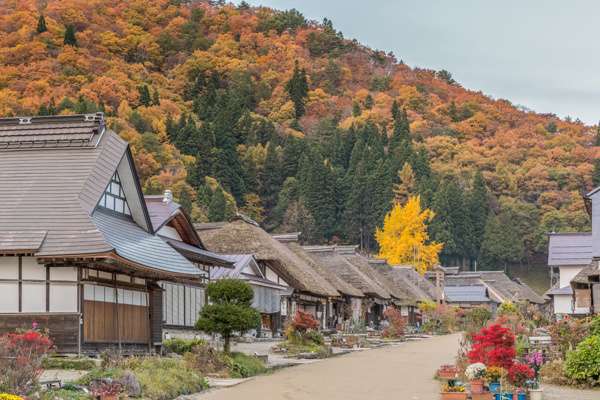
[132,357,208,400]
[564,335,600,383]
[39,389,92,400]
[76,368,124,386]
[41,358,96,370]
[306,330,324,345]
[227,352,268,377]
[164,337,207,355]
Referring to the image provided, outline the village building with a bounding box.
[272,234,364,330]
[144,195,234,331]
[210,254,285,337]
[545,232,592,316]
[367,261,438,324]
[195,217,340,333]
[0,113,205,355]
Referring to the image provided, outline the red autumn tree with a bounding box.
[381,307,405,339]
[291,309,319,344]
[467,323,516,369]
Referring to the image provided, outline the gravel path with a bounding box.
[195,333,461,400]
[541,384,599,400]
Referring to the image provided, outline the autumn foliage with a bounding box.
[380,306,405,339]
[467,323,516,370]
[291,309,319,344]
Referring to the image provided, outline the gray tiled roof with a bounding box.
[445,285,491,303]
[547,232,593,266]
[164,238,233,268]
[92,209,203,277]
[0,231,47,252]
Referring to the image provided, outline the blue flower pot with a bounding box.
[516,394,526,400]
[494,395,513,400]
[489,383,500,393]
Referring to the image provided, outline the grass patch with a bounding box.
[273,341,332,359]
[76,358,208,400]
[41,358,96,371]
[163,337,206,355]
[506,262,550,296]
[225,352,268,378]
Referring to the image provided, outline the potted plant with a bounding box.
[526,379,542,400]
[506,363,534,399]
[486,366,507,393]
[465,362,487,392]
[91,381,122,400]
[494,384,514,400]
[512,388,526,400]
[439,364,461,378]
[440,383,467,400]
[472,388,495,400]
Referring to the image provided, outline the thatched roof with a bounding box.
[368,262,437,305]
[196,218,339,298]
[282,242,364,298]
[571,260,600,288]
[304,246,390,299]
[339,251,407,300]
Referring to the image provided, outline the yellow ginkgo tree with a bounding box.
[375,195,443,274]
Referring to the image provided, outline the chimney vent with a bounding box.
[163,190,173,205]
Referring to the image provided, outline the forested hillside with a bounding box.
[0,0,597,270]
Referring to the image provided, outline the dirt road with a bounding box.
[198,333,462,400]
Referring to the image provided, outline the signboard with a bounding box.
[291,301,297,316]
[280,298,287,316]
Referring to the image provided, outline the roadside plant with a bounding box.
[524,350,543,379]
[0,324,53,395]
[548,317,589,360]
[497,301,520,317]
[291,310,319,345]
[440,364,461,372]
[195,279,261,353]
[91,380,122,397]
[465,307,493,336]
[563,335,600,382]
[507,363,535,388]
[465,363,487,380]
[380,307,405,339]
[486,366,507,383]
[467,324,516,369]
[441,384,465,392]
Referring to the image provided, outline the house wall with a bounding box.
[157,226,183,241]
[160,281,205,328]
[553,293,589,314]
[559,265,584,288]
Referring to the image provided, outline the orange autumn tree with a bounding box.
[375,195,443,274]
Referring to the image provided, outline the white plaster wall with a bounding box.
[554,294,590,314]
[157,226,183,241]
[0,258,18,313]
[559,266,584,288]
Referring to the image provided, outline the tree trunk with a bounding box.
[224,337,230,353]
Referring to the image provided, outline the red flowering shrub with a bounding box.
[507,363,535,388]
[467,324,516,369]
[0,327,53,394]
[380,307,405,339]
[291,310,319,344]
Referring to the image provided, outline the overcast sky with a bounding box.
[254,0,600,125]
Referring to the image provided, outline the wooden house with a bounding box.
[0,113,206,355]
[144,195,234,331]
[272,235,364,329]
[195,217,340,333]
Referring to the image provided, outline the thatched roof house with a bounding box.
[303,246,390,299]
[196,218,339,298]
[368,261,437,305]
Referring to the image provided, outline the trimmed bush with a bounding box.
[564,335,600,383]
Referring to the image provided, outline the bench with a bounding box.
[39,380,61,389]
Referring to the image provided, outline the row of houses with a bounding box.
[0,113,545,355]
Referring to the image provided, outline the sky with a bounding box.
[254,0,600,125]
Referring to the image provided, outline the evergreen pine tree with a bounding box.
[137,85,151,107]
[165,113,176,142]
[449,100,459,122]
[262,142,282,210]
[596,120,600,146]
[282,135,301,178]
[468,170,490,263]
[284,60,309,118]
[63,25,77,47]
[173,116,199,156]
[290,118,303,132]
[391,100,400,120]
[178,186,193,215]
[365,93,373,109]
[36,15,48,34]
[208,186,227,222]
[152,88,160,106]
[593,157,600,187]
[352,100,361,117]
[343,160,369,246]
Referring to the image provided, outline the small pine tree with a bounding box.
[352,100,361,117]
[36,15,48,34]
[195,279,261,353]
[137,85,151,107]
[285,60,309,118]
[208,185,227,222]
[593,158,600,187]
[365,93,373,109]
[63,25,77,47]
[152,88,160,106]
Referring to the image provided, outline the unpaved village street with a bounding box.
[199,333,461,400]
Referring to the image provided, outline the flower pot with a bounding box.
[472,394,494,400]
[529,389,542,400]
[440,370,458,378]
[513,393,526,400]
[100,395,118,400]
[489,382,500,393]
[440,392,467,400]
[470,379,484,392]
